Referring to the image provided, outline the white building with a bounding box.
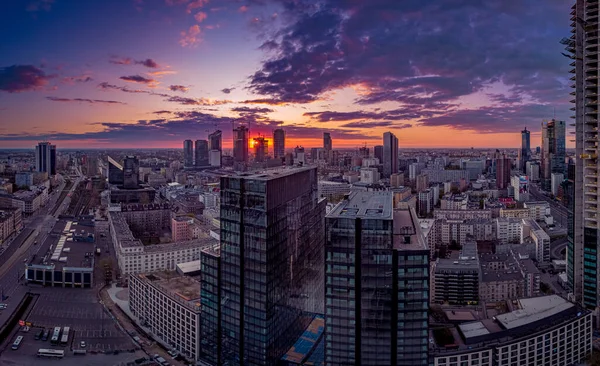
[129,272,201,361]
[317,181,351,200]
[496,217,521,244]
[360,167,380,184]
[523,201,551,221]
[209,150,221,167]
[521,218,551,263]
[361,158,380,167]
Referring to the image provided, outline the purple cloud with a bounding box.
[0,65,53,93]
[231,106,274,113]
[169,85,189,92]
[119,75,157,85]
[221,87,235,94]
[46,97,126,105]
[110,57,161,68]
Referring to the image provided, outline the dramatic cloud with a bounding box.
[231,106,274,114]
[169,85,189,93]
[221,87,234,94]
[166,96,230,106]
[46,97,126,105]
[153,110,172,114]
[119,75,157,86]
[304,105,451,123]
[186,0,209,14]
[180,25,202,47]
[61,75,93,84]
[110,57,161,68]
[0,65,53,93]
[244,0,570,132]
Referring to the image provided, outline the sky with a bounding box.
[0,0,574,149]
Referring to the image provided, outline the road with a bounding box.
[0,173,82,305]
[529,184,568,227]
[551,237,568,261]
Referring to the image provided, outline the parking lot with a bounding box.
[25,287,136,353]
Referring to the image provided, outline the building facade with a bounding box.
[383,132,398,178]
[35,141,56,175]
[273,129,285,159]
[183,140,194,167]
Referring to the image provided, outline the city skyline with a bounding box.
[0,0,573,149]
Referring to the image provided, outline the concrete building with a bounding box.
[0,207,22,245]
[318,181,351,201]
[495,153,511,189]
[418,188,434,216]
[521,218,551,263]
[360,167,380,184]
[434,209,492,221]
[421,168,470,184]
[440,193,468,210]
[129,271,201,362]
[523,201,551,220]
[432,242,479,304]
[526,161,540,182]
[432,296,592,366]
[416,173,429,192]
[496,217,521,244]
[390,172,404,188]
[511,175,529,202]
[550,172,564,197]
[325,192,429,366]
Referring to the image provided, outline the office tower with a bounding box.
[374,145,383,162]
[496,153,511,189]
[253,136,268,162]
[122,156,139,189]
[358,146,369,158]
[183,140,194,167]
[107,156,124,185]
[273,128,285,159]
[416,173,429,192]
[541,119,566,191]
[521,127,531,171]
[208,130,222,167]
[418,188,434,216]
[212,167,326,365]
[195,140,209,167]
[325,192,429,366]
[35,141,56,175]
[566,2,597,308]
[294,146,306,165]
[232,125,249,170]
[323,132,332,151]
[383,132,399,178]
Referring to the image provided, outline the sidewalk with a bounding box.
[102,284,187,365]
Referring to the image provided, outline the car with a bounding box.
[41,329,49,341]
[80,341,86,348]
[167,350,178,357]
[34,329,43,340]
[0,303,7,309]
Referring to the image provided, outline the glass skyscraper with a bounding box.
[383,132,399,178]
[202,166,326,366]
[325,192,429,366]
[541,119,566,191]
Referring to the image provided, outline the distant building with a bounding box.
[382,131,398,178]
[374,145,383,162]
[551,172,564,196]
[183,140,194,167]
[208,130,222,167]
[273,128,285,159]
[35,141,56,175]
[194,139,209,167]
[416,173,429,192]
[433,241,479,304]
[541,119,566,191]
[232,125,249,170]
[323,132,332,151]
[253,136,268,163]
[122,156,140,189]
[521,127,531,171]
[418,188,434,216]
[325,192,429,366]
[495,152,511,189]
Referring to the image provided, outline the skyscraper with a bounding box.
[122,156,139,189]
[325,192,429,365]
[232,125,249,170]
[273,128,285,159]
[323,132,332,151]
[183,139,194,167]
[383,132,398,178]
[566,3,598,309]
[35,141,56,175]
[541,119,566,191]
[208,130,222,167]
[521,127,531,171]
[253,136,268,162]
[374,145,384,162]
[207,167,325,365]
[107,156,124,185]
[195,140,209,167]
[495,152,511,189]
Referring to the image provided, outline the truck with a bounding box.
[95,248,101,255]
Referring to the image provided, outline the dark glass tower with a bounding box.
[122,156,139,189]
[273,129,285,159]
[195,139,209,167]
[541,119,566,191]
[325,192,429,366]
[383,132,398,178]
[208,166,325,365]
[521,127,531,172]
[233,126,249,171]
[184,139,194,167]
[36,141,56,175]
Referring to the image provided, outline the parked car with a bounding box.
[80,341,86,348]
[34,329,43,340]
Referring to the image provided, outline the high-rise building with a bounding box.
[232,125,249,170]
[374,145,383,163]
[521,127,531,171]
[566,2,597,309]
[253,136,268,162]
[325,192,429,365]
[183,140,194,167]
[195,140,209,167]
[541,119,566,191]
[496,153,511,189]
[383,132,398,178]
[35,141,56,175]
[273,129,285,159]
[323,132,332,151]
[205,167,325,365]
[294,146,306,166]
[208,130,222,167]
[107,156,124,185]
[122,156,139,189]
[358,146,369,158]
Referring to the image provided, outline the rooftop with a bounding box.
[495,295,574,330]
[226,165,316,181]
[392,209,427,251]
[327,191,393,219]
[281,315,325,364]
[140,271,201,313]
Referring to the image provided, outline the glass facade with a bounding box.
[215,167,325,366]
[200,247,221,364]
[325,198,429,366]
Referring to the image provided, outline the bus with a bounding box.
[50,327,61,344]
[60,327,69,345]
[11,336,23,350]
[37,349,65,359]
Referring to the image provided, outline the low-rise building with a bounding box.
[129,271,201,362]
[521,218,550,263]
[496,217,521,244]
[523,201,551,221]
[440,193,468,210]
[432,242,480,304]
[432,296,592,366]
[0,207,22,244]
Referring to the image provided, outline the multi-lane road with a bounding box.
[0,173,83,307]
[529,183,568,235]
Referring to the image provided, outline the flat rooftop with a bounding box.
[393,209,427,251]
[495,295,574,330]
[31,218,95,270]
[225,165,316,181]
[140,271,201,313]
[327,191,393,219]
